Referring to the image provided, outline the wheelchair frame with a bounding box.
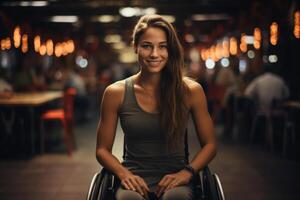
[87,134,225,200]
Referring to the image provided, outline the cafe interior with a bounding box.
[0,0,300,199]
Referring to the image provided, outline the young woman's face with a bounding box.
[135,27,168,74]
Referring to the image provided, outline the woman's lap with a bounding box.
[115,185,193,200]
[160,186,193,200]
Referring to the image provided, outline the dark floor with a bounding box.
[0,117,300,200]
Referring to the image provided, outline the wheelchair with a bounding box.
[87,135,225,200]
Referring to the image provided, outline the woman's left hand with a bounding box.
[155,170,193,197]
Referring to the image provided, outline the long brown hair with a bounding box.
[132,14,189,151]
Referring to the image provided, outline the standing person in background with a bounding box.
[96,14,217,200]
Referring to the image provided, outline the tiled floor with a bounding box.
[0,118,300,200]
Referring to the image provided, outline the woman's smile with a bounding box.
[147,60,163,67]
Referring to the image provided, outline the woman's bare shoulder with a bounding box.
[183,76,207,109]
[102,79,127,103]
[105,80,126,93]
[183,76,203,92]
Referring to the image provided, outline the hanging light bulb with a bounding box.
[34,35,41,52]
[294,11,300,39]
[39,44,46,55]
[13,26,21,48]
[21,34,28,53]
[55,43,63,57]
[46,39,54,56]
[253,27,261,49]
[270,22,278,45]
[229,37,237,55]
[240,33,247,53]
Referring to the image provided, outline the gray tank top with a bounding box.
[119,77,186,189]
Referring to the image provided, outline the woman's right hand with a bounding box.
[120,172,150,197]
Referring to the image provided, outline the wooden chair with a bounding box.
[41,88,77,155]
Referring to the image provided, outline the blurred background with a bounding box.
[0,0,300,200]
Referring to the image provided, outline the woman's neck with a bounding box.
[136,71,161,91]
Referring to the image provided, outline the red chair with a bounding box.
[41,88,77,156]
[207,83,226,122]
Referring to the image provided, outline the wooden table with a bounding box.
[0,91,63,106]
[0,91,63,157]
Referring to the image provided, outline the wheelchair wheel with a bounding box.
[86,168,116,200]
[202,167,225,200]
[213,174,225,200]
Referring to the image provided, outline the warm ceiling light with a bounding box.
[240,33,247,53]
[46,39,54,56]
[120,7,135,17]
[13,26,21,48]
[253,28,261,49]
[112,42,126,50]
[270,22,278,45]
[66,40,75,53]
[50,16,78,23]
[192,14,230,21]
[294,11,300,39]
[161,15,176,23]
[55,43,62,57]
[119,48,136,63]
[34,35,41,52]
[229,37,237,55]
[39,44,46,56]
[3,1,48,7]
[201,49,209,61]
[119,7,156,17]
[21,34,28,53]
[104,34,121,43]
[93,15,120,23]
[1,38,12,50]
[143,7,157,15]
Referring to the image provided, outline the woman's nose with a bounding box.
[150,47,159,57]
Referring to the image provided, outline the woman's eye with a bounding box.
[141,45,152,49]
[159,45,168,49]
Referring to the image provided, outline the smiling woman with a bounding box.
[95,14,217,200]
[135,27,168,74]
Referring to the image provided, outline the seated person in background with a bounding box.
[96,14,217,200]
[64,67,89,122]
[0,70,13,97]
[244,63,289,113]
[14,56,46,92]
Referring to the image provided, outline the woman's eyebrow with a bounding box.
[159,41,167,44]
[140,41,167,44]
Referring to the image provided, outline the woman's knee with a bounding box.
[115,187,145,200]
[160,186,193,200]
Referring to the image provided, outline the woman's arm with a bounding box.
[96,81,149,196]
[188,80,217,172]
[96,82,127,178]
